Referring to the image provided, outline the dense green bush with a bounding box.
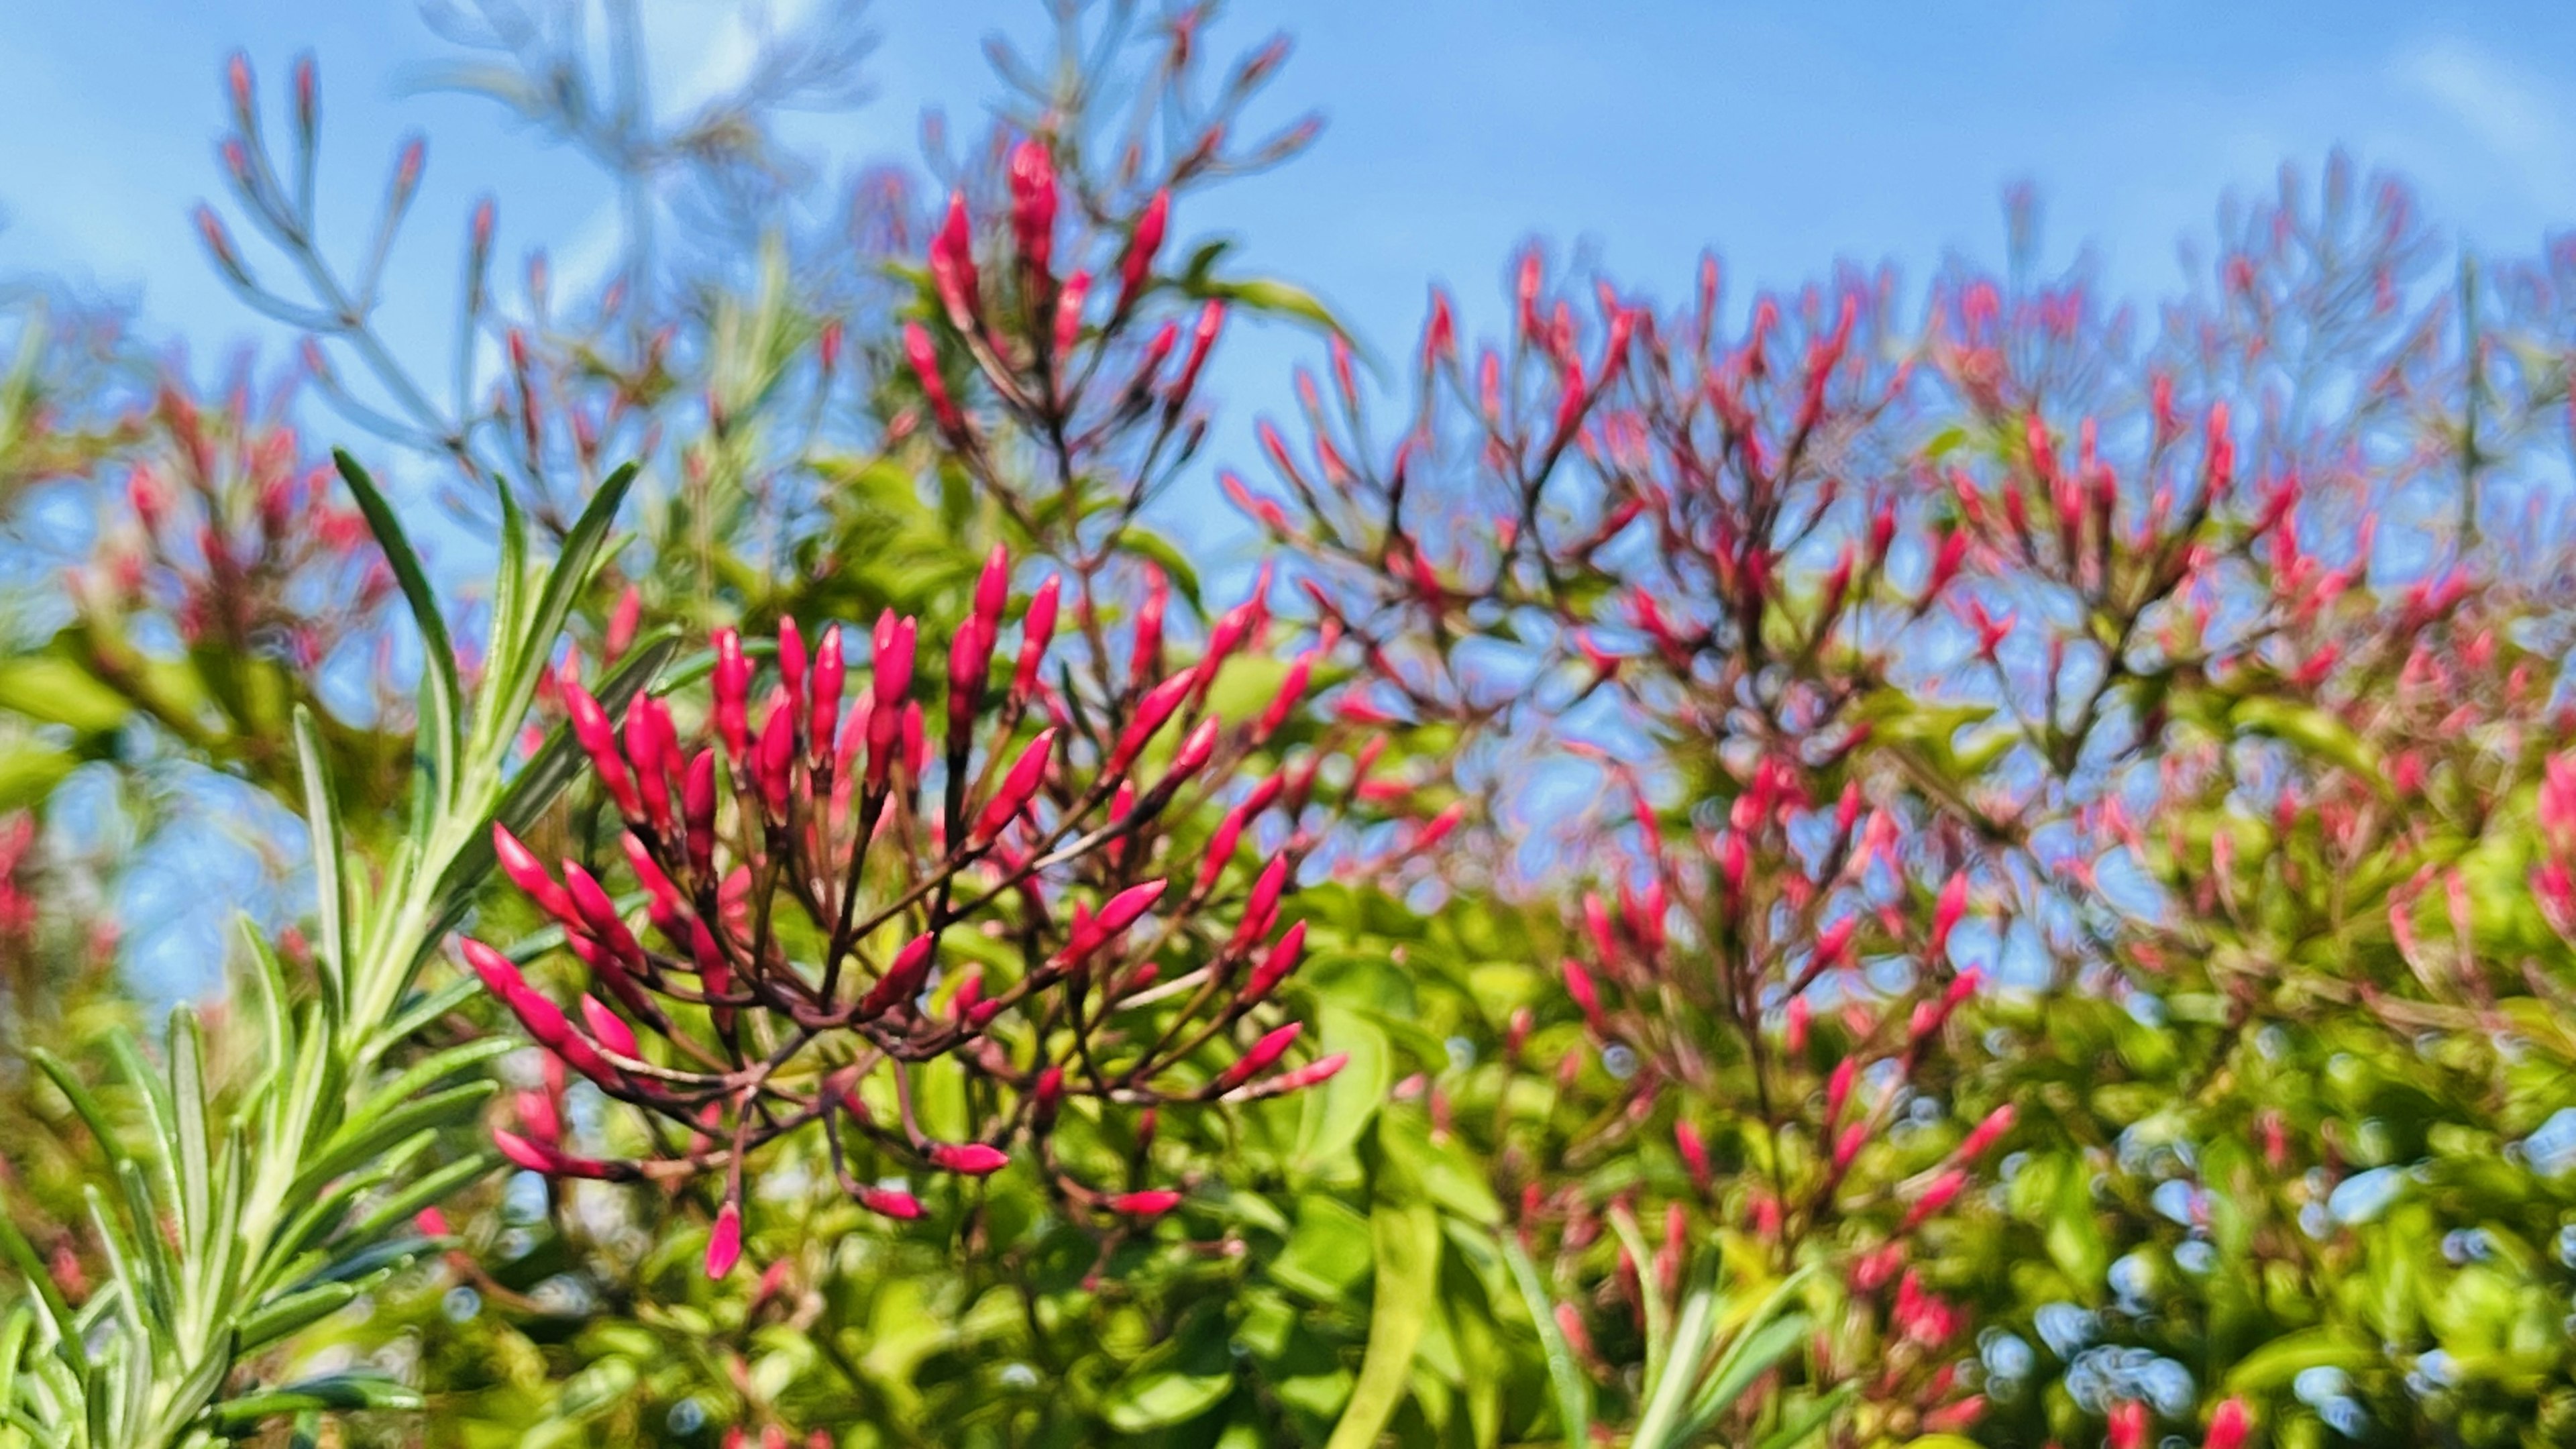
[5,5,2576,1448]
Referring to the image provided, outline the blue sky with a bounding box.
[7,1,2576,994]
[9,1,2576,396]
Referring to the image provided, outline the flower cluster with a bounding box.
[462,549,1345,1275]
[87,380,390,672]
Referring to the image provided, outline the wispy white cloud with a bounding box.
[2396,35,2576,215]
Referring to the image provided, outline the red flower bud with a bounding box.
[1243,920,1307,1002]
[1930,871,1969,961]
[1230,857,1289,953]
[1007,138,1059,280]
[929,191,980,329]
[712,628,751,760]
[972,729,1057,846]
[1051,269,1091,372]
[1013,574,1061,700]
[812,624,845,764]
[1674,1118,1711,1192]
[1901,1167,1968,1230]
[929,1142,1009,1176]
[2106,1401,2150,1449]
[684,749,718,877]
[1171,301,1225,409]
[2204,1399,2251,1449]
[1955,1104,2015,1162]
[494,824,577,924]
[580,996,638,1058]
[1110,1189,1183,1218]
[1118,190,1169,315]
[1562,957,1603,1026]
[706,1201,742,1279]
[904,323,965,438]
[1218,1022,1303,1090]
[859,932,938,1019]
[1108,674,1193,774]
[1825,1057,1857,1126]
[860,1185,925,1220]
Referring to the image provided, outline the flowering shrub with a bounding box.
[470,566,1346,1263]
[9,7,2576,1449]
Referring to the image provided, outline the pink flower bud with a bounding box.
[684,749,718,877]
[776,618,808,732]
[1825,1057,1857,1126]
[562,863,641,965]
[904,323,965,438]
[1956,1104,2015,1162]
[963,729,1053,846]
[1218,1022,1303,1090]
[624,698,676,832]
[1930,871,1968,961]
[493,1128,558,1175]
[929,1142,1009,1176]
[1012,575,1061,700]
[872,611,916,708]
[1901,1168,1968,1230]
[564,678,643,820]
[1198,805,1249,895]
[1110,1189,1183,1218]
[755,692,797,819]
[712,629,751,761]
[1007,138,1058,280]
[1118,190,1169,315]
[1674,1118,1711,1191]
[1051,268,1091,372]
[1167,717,1220,783]
[493,824,577,924]
[1108,674,1193,774]
[2202,1399,2252,1449]
[811,624,845,765]
[580,996,638,1058]
[1562,957,1603,1026]
[1165,303,1226,415]
[929,191,980,329]
[859,932,938,1018]
[2106,1401,2149,1449]
[1229,857,1289,952]
[1256,651,1316,741]
[706,1201,742,1279]
[1243,920,1307,1002]
[1248,1052,1348,1097]
[860,1186,924,1220]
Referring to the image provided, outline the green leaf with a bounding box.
[1102,1368,1235,1433]
[1295,1004,1391,1171]
[210,1375,423,1429]
[1187,275,1353,341]
[1501,1234,1588,1448]
[169,1007,211,1265]
[235,1284,358,1353]
[2222,1328,2373,1393]
[0,653,135,735]
[294,707,350,1021]
[333,449,460,812]
[1324,1198,1439,1449]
